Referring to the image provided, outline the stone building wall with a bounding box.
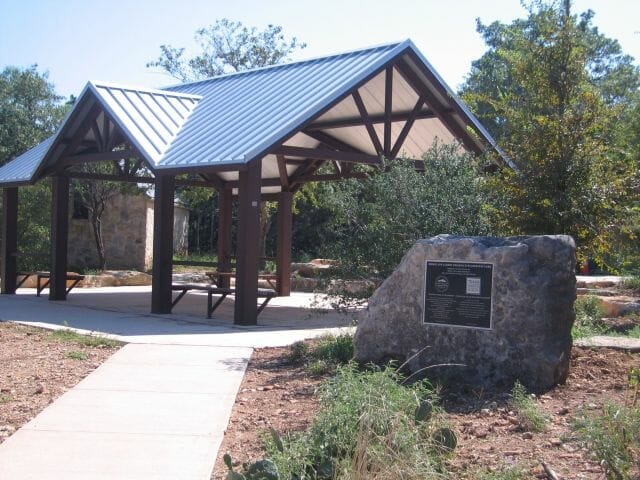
[68,193,189,272]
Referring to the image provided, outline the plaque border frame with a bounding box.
[422,259,495,330]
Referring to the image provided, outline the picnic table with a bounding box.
[171,280,277,319]
[17,271,85,296]
[205,270,278,290]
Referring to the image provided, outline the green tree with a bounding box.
[323,142,491,279]
[148,19,306,260]
[147,18,306,81]
[0,66,69,270]
[461,0,640,268]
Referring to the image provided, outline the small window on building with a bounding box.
[72,192,89,220]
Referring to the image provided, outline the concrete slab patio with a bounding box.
[0,287,357,479]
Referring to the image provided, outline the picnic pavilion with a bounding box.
[0,40,509,325]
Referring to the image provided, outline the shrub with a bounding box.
[621,275,640,294]
[573,295,607,339]
[573,403,640,480]
[311,333,353,365]
[264,364,451,479]
[476,464,530,480]
[508,381,548,433]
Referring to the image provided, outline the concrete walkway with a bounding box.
[0,288,356,479]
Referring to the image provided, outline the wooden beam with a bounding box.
[303,130,370,154]
[91,120,104,152]
[395,59,482,155]
[305,109,441,131]
[50,176,69,301]
[274,146,380,165]
[384,66,393,157]
[53,104,103,171]
[390,95,426,159]
[234,160,262,325]
[66,171,155,184]
[198,172,225,190]
[217,188,233,289]
[276,155,289,190]
[1,187,18,294]
[61,149,138,166]
[276,191,293,296]
[352,90,383,154]
[151,175,175,314]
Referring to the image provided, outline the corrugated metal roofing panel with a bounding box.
[89,82,202,166]
[160,41,410,169]
[0,136,55,185]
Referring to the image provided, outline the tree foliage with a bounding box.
[0,66,69,270]
[322,142,491,279]
[461,0,640,269]
[147,18,306,82]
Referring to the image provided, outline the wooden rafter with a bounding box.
[390,95,426,159]
[352,90,383,154]
[198,172,225,190]
[395,58,481,154]
[384,66,393,156]
[61,149,138,167]
[274,146,379,165]
[276,154,290,190]
[305,108,442,131]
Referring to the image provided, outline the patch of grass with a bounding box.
[573,295,607,339]
[311,333,353,365]
[287,341,309,364]
[49,328,120,348]
[66,351,87,360]
[265,364,450,479]
[476,464,530,480]
[287,333,354,375]
[573,403,640,480]
[308,359,332,376]
[508,381,548,433]
[0,394,11,404]
[621,275,640,294]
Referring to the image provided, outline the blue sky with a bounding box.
[1,0,638,98]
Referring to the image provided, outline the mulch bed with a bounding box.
[0,321,121,442]
[214,344,639,479]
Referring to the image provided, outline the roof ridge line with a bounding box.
[89,80,202,100]
[163,39,411,90]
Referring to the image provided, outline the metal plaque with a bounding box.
[423,260,493,329]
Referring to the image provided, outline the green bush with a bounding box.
[265,364,450,479]
[621,276,640,294]
[508,381,548,433]
[573,403,640,480]
[476,464,530,480]
[311,333,353,365]
[573,295,607,339]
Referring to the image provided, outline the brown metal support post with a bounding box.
[1,187,18,294]
[234,159,261,325]
[50,176,69,301]
[151,175,175,314]
[276,191,293,296]
[217,188,232,289]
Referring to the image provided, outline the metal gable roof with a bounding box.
[0,136,55,186]
[88,82,202,166]
[159,41,410,169]
[0,39,509,187]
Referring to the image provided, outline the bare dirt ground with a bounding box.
[0,321,121,443]
[213,344,639,480]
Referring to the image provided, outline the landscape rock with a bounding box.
[291,259,335,278]
[354,235,576,391]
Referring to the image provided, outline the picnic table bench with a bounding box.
[16,271,85,296]
[35,272,85,297]
[171,283,277,318]
[205,271,278,290]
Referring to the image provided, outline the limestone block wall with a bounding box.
[69,194,189,272]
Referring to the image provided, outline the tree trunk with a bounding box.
[90,213,106,271]
[258,201,272,269]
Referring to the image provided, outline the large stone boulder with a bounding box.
[354,235,576,391]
